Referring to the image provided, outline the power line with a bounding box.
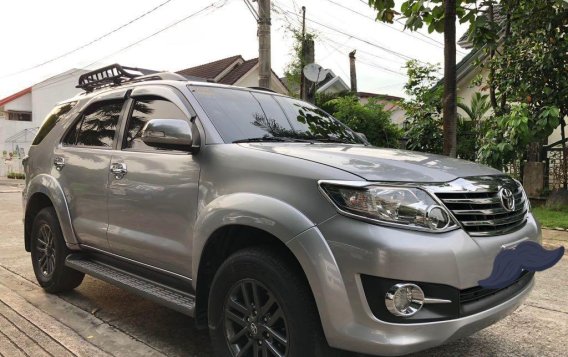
[33,0,228,91]
[275,4,418,63]
[325,0,447,50]
[322,38,406,77]
[1,0,176,79]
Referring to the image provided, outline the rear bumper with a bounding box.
[287,214,540,356]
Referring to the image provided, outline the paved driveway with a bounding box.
[0,184,566,356]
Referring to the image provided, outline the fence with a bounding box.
[0,157,25,177]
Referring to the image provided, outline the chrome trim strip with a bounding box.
[423,298,453,304]
[78,244,193,283]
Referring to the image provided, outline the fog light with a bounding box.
[385,283,425,317]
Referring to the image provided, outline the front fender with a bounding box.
[25,174,78,248]
[192,193,317,282]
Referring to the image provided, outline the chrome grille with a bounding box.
[435,179,528,237]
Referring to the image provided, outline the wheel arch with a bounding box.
[193,224,310,328]
[25,174,78,251]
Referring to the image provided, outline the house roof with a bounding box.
[458,4,505,49]
[357,92,403,102]
[0,87,32,107]
[219,58,258,85]
[176,55,243,80]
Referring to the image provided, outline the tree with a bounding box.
[471,0,568,180]
[322,95,402,148]
[283,25,316,97]
[367,0,489,158]
[400,60,444,154]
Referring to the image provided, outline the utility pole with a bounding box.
[303,41,315,103]
[300,6,307,100]
[257,0,271,89]
[349,50,357,93]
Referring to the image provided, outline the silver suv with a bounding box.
[23,64,539,356]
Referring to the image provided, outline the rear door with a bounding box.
[54,91,127,249]
[106,86,200,276]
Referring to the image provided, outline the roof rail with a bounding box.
[247,86,276,93]
[77,64,203,93]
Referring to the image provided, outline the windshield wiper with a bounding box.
[311,137,352,144]
[233,137,314,143]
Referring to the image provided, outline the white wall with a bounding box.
[234,65,288,94]
[0,69,87,160]
[32,69,87,123]
[4,93,32,112]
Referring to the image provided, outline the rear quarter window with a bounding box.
[32,102,76,145]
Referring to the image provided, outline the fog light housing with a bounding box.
[385,283,425,317]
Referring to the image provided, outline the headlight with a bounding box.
[320,182,457,232]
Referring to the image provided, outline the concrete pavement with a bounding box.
[1,184,567,356]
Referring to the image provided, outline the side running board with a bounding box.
[65,254,195,317]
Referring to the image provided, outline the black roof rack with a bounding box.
[77,64,207,93]
[77,64,148,92]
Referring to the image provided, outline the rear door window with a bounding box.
[123,96,187,151]
[33,102,76,145]
[63,100,124,147]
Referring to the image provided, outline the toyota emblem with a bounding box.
[499,188,515,212]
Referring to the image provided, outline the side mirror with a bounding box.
[141,119,193,150]
[356,132,369,144]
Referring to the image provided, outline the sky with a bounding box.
[0,0,470,100]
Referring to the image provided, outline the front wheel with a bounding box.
[30,207,84,293]
[208,247,337,357]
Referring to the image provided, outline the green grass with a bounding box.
[532,206,568,229]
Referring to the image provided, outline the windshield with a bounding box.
[190,86,364,144]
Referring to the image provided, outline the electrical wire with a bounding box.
[32,0,228,91]
[0,0,176,79]
[274,2,421,63]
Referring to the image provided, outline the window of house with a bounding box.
[123,96,187,151]
[7,111,32,122]
[63,100,123,147]
[33,102,76,145]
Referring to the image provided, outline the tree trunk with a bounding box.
[443,0,457,157]
[561,115,567,189]
[487,3,499,111]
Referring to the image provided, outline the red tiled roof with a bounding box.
[176,55,243,80]
[0,87,32,107]
[219,58,259,85]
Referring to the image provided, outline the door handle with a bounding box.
[110,162,127,179]
[53,156,65,171]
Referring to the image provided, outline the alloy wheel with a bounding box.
[36,224,56,277]
[224,279,289,357]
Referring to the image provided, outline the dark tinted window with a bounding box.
[123,96,186,151]
[274,97,361,143]
[191,86,362,144]
[33,102,76,145]
[191,86,293,143]
[64,100,123,147]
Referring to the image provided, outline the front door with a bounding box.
[106,89,200,277]
[55,97,126,249]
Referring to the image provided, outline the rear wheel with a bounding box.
[30,207,84,293]
[208,247,338,357]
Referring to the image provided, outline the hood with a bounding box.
[241,143,502,182]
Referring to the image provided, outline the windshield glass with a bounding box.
[190,86,363,144]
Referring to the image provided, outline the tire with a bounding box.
[30,207,84,293]
[208,247,339,357]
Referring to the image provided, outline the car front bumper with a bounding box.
[287,213,540,356]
